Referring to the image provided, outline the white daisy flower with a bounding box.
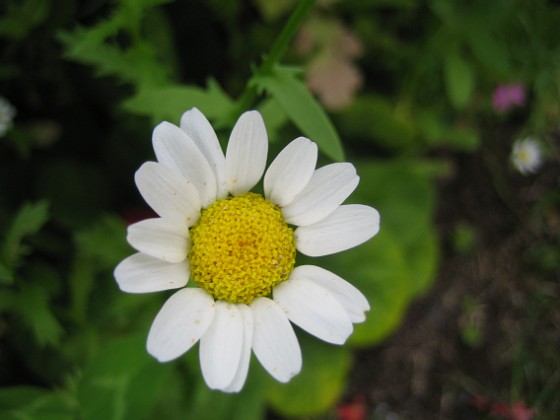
[114,108,380,392]
[511,137,543,175]
[0,96,16,137]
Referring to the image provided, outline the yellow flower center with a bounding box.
[518,149,530,163]
[188,193,296,304]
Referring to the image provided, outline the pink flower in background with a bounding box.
[492,83,526,112]
[295,18,364,111]
[307,53,363,111]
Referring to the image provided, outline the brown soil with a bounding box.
[349,129,560,419]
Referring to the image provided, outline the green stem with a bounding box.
[260,0,316,73]
[236,0,316,114]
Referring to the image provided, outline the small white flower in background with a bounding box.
[114,108,380,392]
[511,137,543,175]
[0,96,16,137]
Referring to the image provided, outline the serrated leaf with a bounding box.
[2,201,49,269]
[266,334,351,416]
[443,50,475,109]
[16,283,63,346]
[252,66,344,161]
[59,34,170,88]
[58,0,173,88]
[122,82,235,124]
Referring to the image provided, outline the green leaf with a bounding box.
[0,386,75,420]
[256,98,289,143]
[0,261,13,285]
[2,200,49,270]
[252,66,344,161]
[69,215,129,324]
[429,0,456,24]
[58,0,173,88]
[253,0,295,21]
[78,334,171,420]
[0,289,16,311]
[465,29,510,77]
[352,160,440,300]
[0,0,51,40]
[37,160,107,228]
[406,226,439,298]
[443,126,480,151]
[183,363,266,420]
[266,334,351,416]
[353,160,436,248]
[16,282,63,346]
[75,215,129,270]
[313,159,441,345]
[417,109,480,151]
[443,50,475,109]
[122,81,235,125]
[59,33,171,88]
[336,95,416,153]
[67,255,97,326]
[320,227,410,347]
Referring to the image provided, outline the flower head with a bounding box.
[0,96,16,137]
[511,137,543,175]
[114,108,380,392]
[492,83,526,112]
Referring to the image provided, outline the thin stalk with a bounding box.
[235,0,316,114]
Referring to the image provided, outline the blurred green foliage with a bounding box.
[1,0,559,418]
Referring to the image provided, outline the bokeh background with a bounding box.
[0,0,559,418]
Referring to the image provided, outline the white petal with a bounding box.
[282,163,359,227]
[263,137,318,207]
[200,301,244,391]
[273,278,353,345]
[180,108,228,199]
[147,288,215,362]
[224,305,253,393]
[289,265,369,323]
[152,122,217,208]
[225,111,268,195]
[250,297,301,383]
[114,252,189,293]
[127,218,189,263]
[295,204,380,257]
[135,162,201,228]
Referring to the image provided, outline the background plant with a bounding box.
[1,0,559,418]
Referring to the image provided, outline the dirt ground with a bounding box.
[347,126,560,419]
